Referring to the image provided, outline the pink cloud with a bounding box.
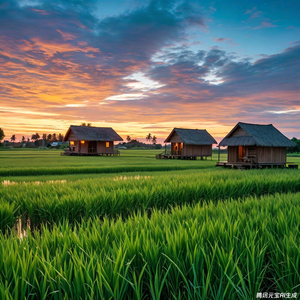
[249,11,262,19]
[31,8,50,15]
[252,22,278,30]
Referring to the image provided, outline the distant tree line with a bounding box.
[288,138,300,153]
[23,133,64,143]
[125,133,158,145]
[0,129,64,143]
[0,122,91,144]
[119,133,161,149]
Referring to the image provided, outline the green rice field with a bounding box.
[1,149,300,299]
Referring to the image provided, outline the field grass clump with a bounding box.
[1,192,300,299]
[1,169,300,230]
[0,149,217,177]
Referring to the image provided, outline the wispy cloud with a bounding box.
[244,7,262,20]
[252,22,278,30]
[105,94,149,101]
[213,38,237,45]
[268,109,300,114]
[65,104,87,107]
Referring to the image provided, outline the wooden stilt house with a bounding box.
[158,128,217,159]
[63,125,123,156]
[217,122,297,168]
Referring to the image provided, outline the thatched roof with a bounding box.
[164,128,217,145]
[64,126,123,142]
[219,122,296,147]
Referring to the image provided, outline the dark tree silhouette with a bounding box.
[52,133,57,142]
[47,134,52,141]
[58,133,64,142]
[146,133,152,143]
[22,136,26,143]
[126,135,131,142]
[10,135,16,142]
[81,123,92,127]
[152,135,157,145]
[0,128,4,141]
[288,137,300,153]
[42,134,47,140]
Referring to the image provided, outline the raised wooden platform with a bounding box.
[61,150,120,156]
[156,153,212,160]
[216,161,297,169]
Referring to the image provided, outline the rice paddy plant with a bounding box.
[0,200,18,233]
[0,164,214,177]
[0,169,300,231]
[0,192,300,299]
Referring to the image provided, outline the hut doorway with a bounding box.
[238,146,246,162]
[172,142,183,155]
[88,141,97,154]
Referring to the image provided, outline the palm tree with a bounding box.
[22,136,25,143]
[152,135,157,145]
[10,135,16,142]
[126,135,131,142]
[146,133,152,144]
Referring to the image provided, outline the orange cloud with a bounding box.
[56,29,77,41]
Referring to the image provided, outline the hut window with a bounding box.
[81,140,85,144]
[70,141,74,146]
[106,142,110,148]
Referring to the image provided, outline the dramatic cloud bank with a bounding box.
[0,0,299,140]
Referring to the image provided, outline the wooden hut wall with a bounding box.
[227,146,287,163]
[67,131,77,141]
[79,142,89,154]
[96,141,114,153]
[183,144,212,156]
[257,147,286,163]
[228,146,238,162]
[168,132,183,143]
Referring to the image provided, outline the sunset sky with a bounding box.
[0,0,299,142]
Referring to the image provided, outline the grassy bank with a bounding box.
[1,192,300,299]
